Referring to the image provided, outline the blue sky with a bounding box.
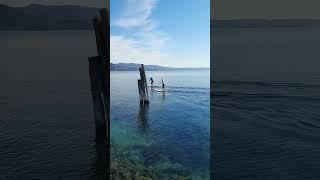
[110,0,210,68]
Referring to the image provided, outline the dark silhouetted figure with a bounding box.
[161,78,165,89]
[150,77,154,87]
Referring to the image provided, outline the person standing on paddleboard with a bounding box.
[150,77,154,88]
[161,78,165,89]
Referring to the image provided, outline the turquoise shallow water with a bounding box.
[110,70,210,179]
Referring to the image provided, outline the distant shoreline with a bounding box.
[110,68,210,71]
[110,63,209,71]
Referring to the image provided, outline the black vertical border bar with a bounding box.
[105,0,110,176]
[104,6,110,177]
[210,0,214,179]
[106,5,110,177]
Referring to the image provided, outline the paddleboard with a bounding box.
[147,85,161,88]
[153,88,164,92]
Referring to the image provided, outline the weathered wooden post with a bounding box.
[138,79,143,104]
[89,8,109,137]
[88,8,110,177]
[138,64,149,105]
[89,56,108,134]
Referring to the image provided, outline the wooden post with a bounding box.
[89,56,107,134]
[88,8,110,177]
[138,79,143,104]
[141,64,148,97]
[138,64,149,105]
[89,8,109,137]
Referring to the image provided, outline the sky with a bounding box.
[110,0,210,68]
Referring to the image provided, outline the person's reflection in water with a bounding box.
[137,104,150,131]
[161,91,165,102]
[91,129,109,179]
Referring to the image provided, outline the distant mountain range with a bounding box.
[212,19,320,29]
[110,63,208,71]
[1,4,320,30]
[0,4,98,30]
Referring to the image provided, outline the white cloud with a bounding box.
[111,0,173,66]
[114,0,157,28]
[111,35,170,66]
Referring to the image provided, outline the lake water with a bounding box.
[0,31,210,179]
[212,27,320,179]
[3,27,318,180]
[0,31,104,179]
[110,70,210,179]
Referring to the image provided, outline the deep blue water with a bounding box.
[0,31,105,179]
[110,70,210,179]
[212,27,320,179]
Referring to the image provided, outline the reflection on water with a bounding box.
[150,87,166,102]
[137,104,150,132]
[91,129,109,179]
[161,90,166,102]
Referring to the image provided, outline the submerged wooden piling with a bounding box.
[138,64,149,105]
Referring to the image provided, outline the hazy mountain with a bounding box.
[110,63,208,71]
[0,4,98,30]
[211,19,320,29]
